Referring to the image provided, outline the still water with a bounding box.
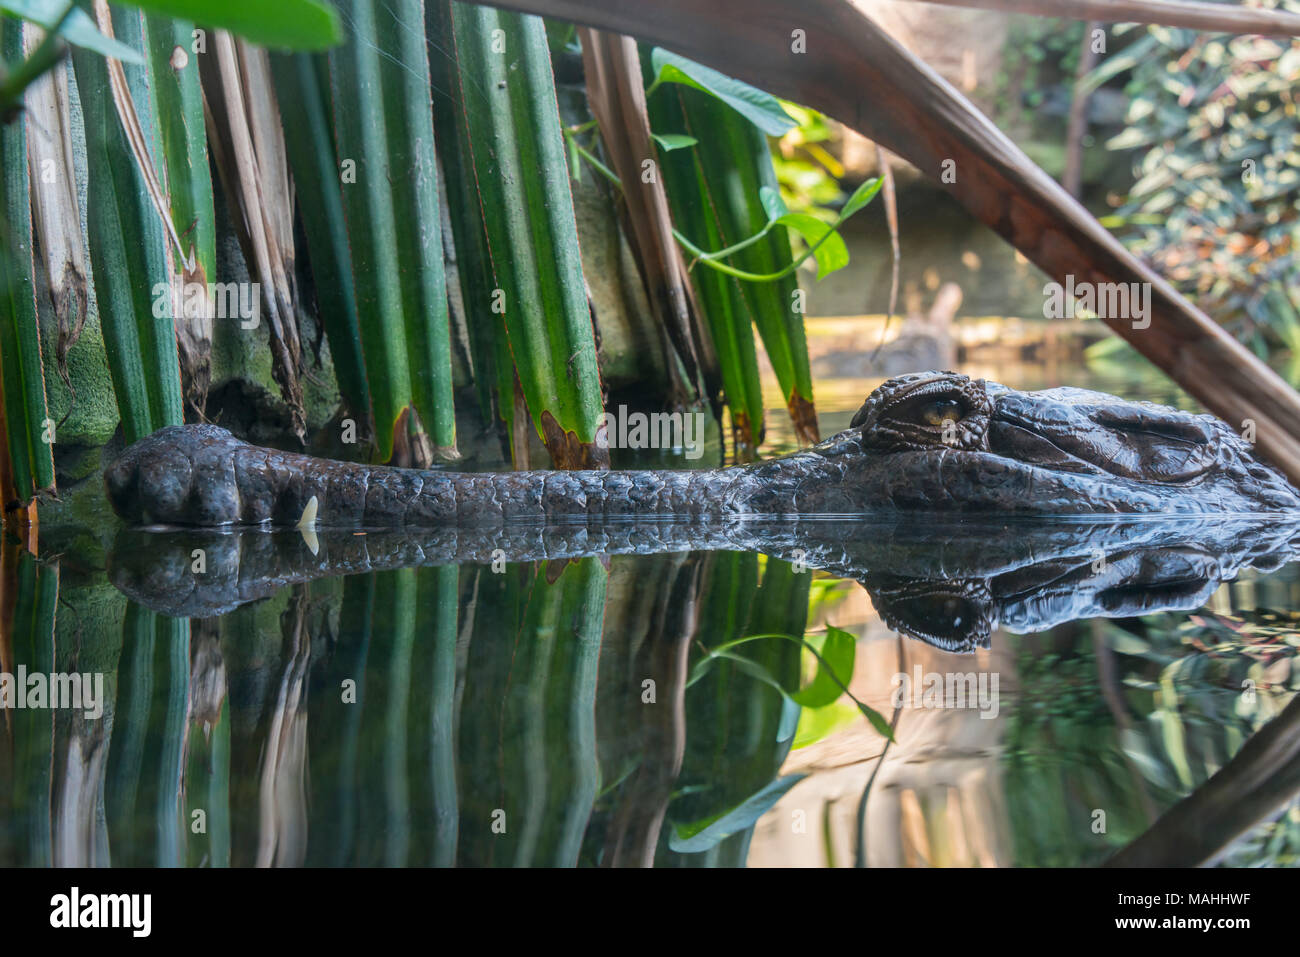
[2,358,1298,867]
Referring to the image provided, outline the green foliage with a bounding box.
[103,603,192,865]
[634,53,882,447]
[666,553,800,856]
[1003,640,1168,866]
[3,1,852,487]
[0,0,141,63]
[647,81,771,449]
[1120,607,1300,760]
[70,10,184,444]
[326,0,455,461]
[115,0,341,50]
[789,623,855,708]
[0,17,54,500]
[668,773,806,852]
[1099,5,1300,359]
[1,0,342,89]
[992,16,1085,122]
[144,13,213,282]
[4,550,58,865]
[1218,800,1300,866]
[440,558,607,867]
[270,52,370,428]
[1005,603,1300,867]
[769,102,847,222]
[646,47,796,136]
[426,1,506,430]
[436,2,606,465]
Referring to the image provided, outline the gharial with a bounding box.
[104,371,1300,527]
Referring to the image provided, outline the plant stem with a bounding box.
[689,630,894,741]
[688,219,777,266]
[569,135,851,285]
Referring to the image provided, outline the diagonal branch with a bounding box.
[898,0,1300,37]
[1108,692,1300,866]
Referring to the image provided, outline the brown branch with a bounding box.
[1108,692,1300,867]
[902,0,1300,37]
[870,143,900,359]
[1063,23,1102,199]
[578,29,714,408]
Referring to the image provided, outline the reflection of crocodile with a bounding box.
[104,372,1300,527]
[109,516,1300,652]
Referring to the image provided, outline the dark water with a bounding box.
[3,361,1300,868]
[2,510,1298,868]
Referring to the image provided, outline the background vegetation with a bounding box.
[0,0,892,528]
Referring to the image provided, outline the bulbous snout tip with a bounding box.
[104,427,199,525]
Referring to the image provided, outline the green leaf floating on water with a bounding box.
[649,47,796,136]
[1,0,142,62]
[669,773,807,853]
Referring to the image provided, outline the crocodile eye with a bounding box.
[854,373,991,452]
[889,393,967,429]
[873,588,988,651]
[919,398,965,427]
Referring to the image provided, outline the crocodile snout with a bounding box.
[105,425,207,525]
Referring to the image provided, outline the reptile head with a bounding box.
[862,543,1231,652]
[843,371,1300,513]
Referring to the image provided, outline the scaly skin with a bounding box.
[104,371,1300,527]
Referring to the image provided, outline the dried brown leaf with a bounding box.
[579,28,716,410]
[22,26,88,399]
[202,29,305,440]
